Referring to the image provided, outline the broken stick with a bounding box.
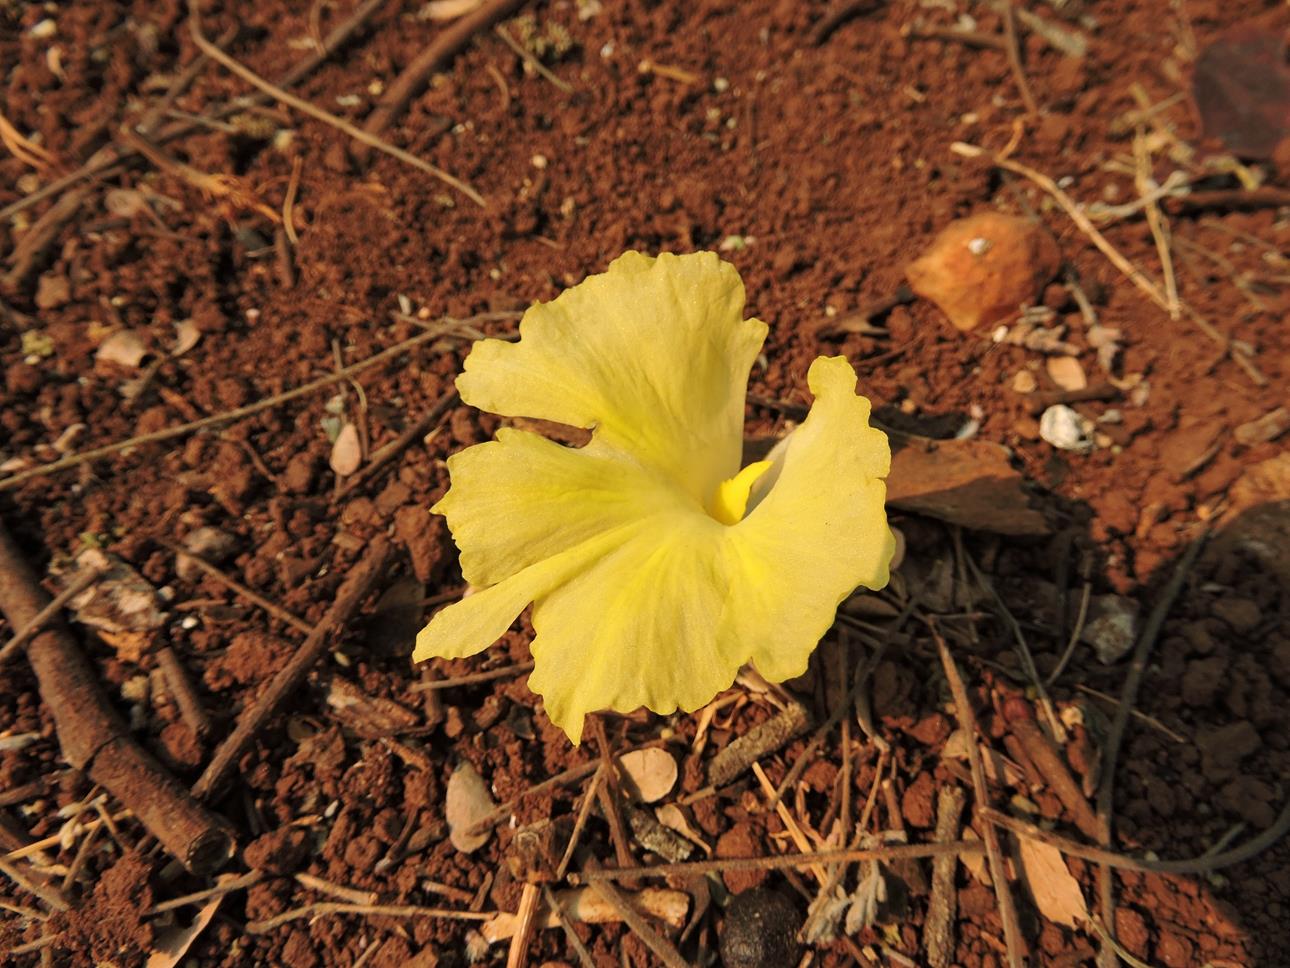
[0,518,233,873]
[192,536,392,801]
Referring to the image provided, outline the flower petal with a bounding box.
[457,251,768,499]
[727,355,895,681]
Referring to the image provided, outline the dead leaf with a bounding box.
[446,762,496,853]
[66,549,166,633]
[654,803,712,856]
[96,330,149,368]
[1016,838,1088,928]
[171,319,202,357]
[1045,356,1087,392]
[616,748,678,803]
[146,890,224,968]
[329,423,362,477]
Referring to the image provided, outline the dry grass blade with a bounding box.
[185,1,485,208]
[0,111,56,169]
[932,627,1027,968]
[494,25,574,93]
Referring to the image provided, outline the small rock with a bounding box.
[1039,405,1094,453]
[446,762,497,854]
[1079,595,1140,664]
[1012,370,1037,394]
[1045,356,1087,392]
[719,888,803,968]
[329,423,363,477]
[1156,929,1195,968]
[96,330,150,368]
[905,211,1060,332]
[177,527,240,582]
[1212,597,1261,634]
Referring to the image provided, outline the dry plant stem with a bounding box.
[2,811,130,863]
[0,521,233,873]
[985,802,1290,875]
[464,761,601,836]
[192,537,390,801]
[541,886,596,968]
[569,839,980,884]
[951,141,1265,385]
[1133,129,1179,319]
[246,901,492,933]
[590,717,635,871]
[2,188,88,289]
[360,0,528,145]
[1094,530,1208,965]
[411,660,534,691]
[910,26,1006,50]
[1074,684,1186,744]
[494,25,573,93]
[556,765,603,881]
[163,541,312,634]
[926,786,966,968]
[156,646,213,738]
[932,629,1027,968]
[587,877,689,968]
[297,872,377,905]
[1046,580,1091,686]
[0,861,69,913]
[1002,3,1038,115]
[0,0,384,224]
[337,388,460,497]
[148,871,263,915]
[184,0,484,207]
[506,882,541,968]
[1008,716,1098,840]
[0,323,464,491]
[0,567,102,666]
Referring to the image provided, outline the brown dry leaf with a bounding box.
[96,330,149,368]
[171,319,202,357]
[1045,355,1087,392]
[616,748,678,803]
[329,422,362,477]
[146,891,224,968]
[67,548,166,634]
[446,762,496,853]
[1017,838,1088,928]
[655,802,712,855]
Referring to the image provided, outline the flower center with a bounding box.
[708,460,773,526]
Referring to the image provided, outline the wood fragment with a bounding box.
[1007,713,1098,841]
[925,786,966,968]
[246,901,492,934]
[360,0,528,147]
[587,876,689,968]
[591,717,635,873]
[0,521,233,873]
[185,0,484,207]
[156,646,213,738]
[505,882,540,968]
[192,537,392,801]
[932,627,1027,968]
[707,699,811,787]
[0,566,103,666]
[0,860,69,913]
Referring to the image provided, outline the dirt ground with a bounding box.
[2,0,1288,965]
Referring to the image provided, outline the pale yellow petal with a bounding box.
[726,355,895,682]
[456,251,768,500]
[434,428,688,588]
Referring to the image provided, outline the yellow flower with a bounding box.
[414,251,894,742]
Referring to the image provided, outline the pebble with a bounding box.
[904,211,1060,332]
[1079,594,1139,664]
[719,888,803,968]
[1012,370,1037,393]
[1045,355,1087,391]
[1039,404,1094,453]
